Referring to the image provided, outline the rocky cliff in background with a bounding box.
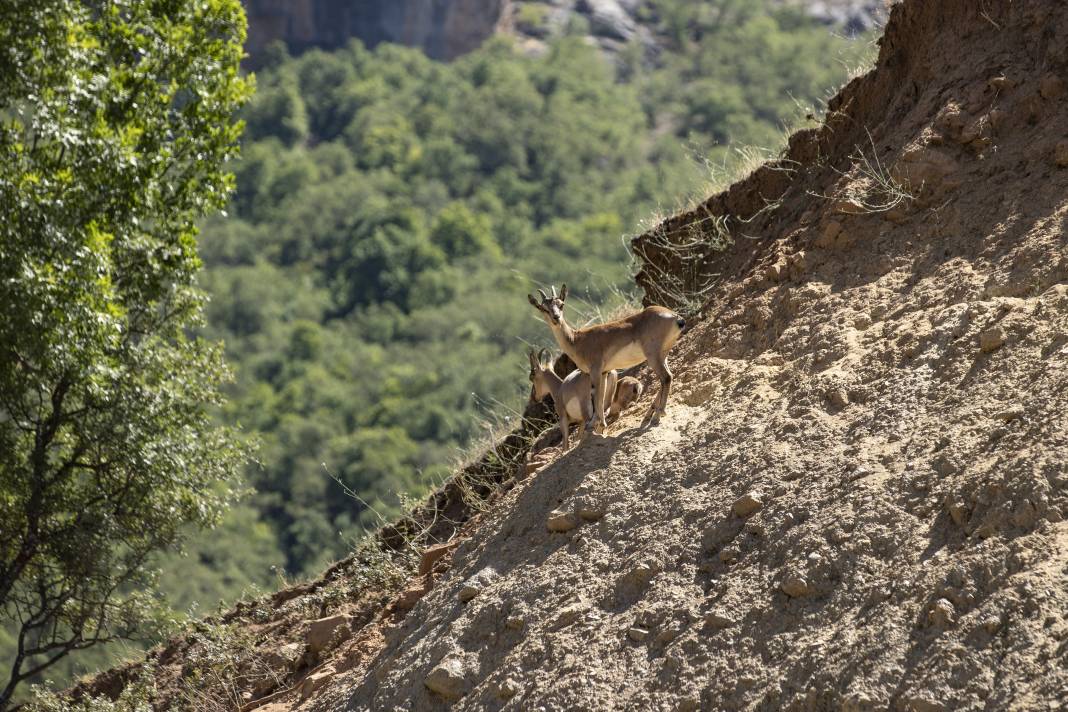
[244,0,507,62]
[242,0,885,65]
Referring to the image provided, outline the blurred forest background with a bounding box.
[2,0,873,694]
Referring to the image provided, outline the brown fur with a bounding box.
[527,285,684,432]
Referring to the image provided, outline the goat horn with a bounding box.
[551,285,557,298]
[537,288,549,301]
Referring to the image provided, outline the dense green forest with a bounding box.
[2,0,872,697]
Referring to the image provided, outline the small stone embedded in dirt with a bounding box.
[704,610,735,628]
[306,614,351,656]
[555,601,587,627]
[627,626,650,642]
[981,615,1002,634]
[733,494,763,518]
[425,655,471,701]
[988,75,1015,91]
[1039,73,1066,100]
[418,539,461,576]
[496,677,521,700]
[577,503,607,521]
[979,326,1006,352]
[301,668,336,700]
[262,641,303,672]
[458,566,498,602]
[624,560,659,588]
[944,496,969,527]
[547,509,580,532]
[781,575,811,598]
[994,404,1025,421]
[1055,140,1068,168]
[928,598,956,628]
[827,388,850,408]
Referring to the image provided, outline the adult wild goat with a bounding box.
[527,285,684,433]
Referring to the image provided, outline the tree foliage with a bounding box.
[0,0,251,704]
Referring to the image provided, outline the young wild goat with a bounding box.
[528,350,644,449]
[528,284,684,433]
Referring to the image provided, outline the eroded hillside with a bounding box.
[50,0,1067,710]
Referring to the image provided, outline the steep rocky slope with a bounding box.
[286,0,1064,709]
[55,0,1066,710]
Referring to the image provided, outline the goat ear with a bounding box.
[527,293,541,309]
[559,283,568,301]
[527,350,538,367]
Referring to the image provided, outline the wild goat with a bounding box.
[528,284,685,433]
[528,349,645,449]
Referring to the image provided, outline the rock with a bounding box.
[781,575,811,598]
[890,146,959,194]
[994,404,1025,421]
[578,0,637,40]
[944,496,969,527]
[854,314,872,330]
[718,545,740,564]
[306,615,351,656]
[577,504,607,522]
[732,494,763,518]
[262,642,304,672]
[979,326,1006,352]
[418,540,461,576]
[496,677,521,700]
[704,610,735,628]
[394,578,431,612]
[301,668,336,700]
[933,457,958,477]
[928,598,956,628]
[458,566,498,602]
[547,509,580,532]
[1055,141,1068,168]
[1039,73,1066,100]
[245,0,507,63]
[935,107,966,138]
[981,615,1001,634]
[988,75,1015,91]
[627,626,650,642]
[554,601,586,627]
[815,220,843,248]
[425,656,471,701]
[625,561,659,588]
[827,388,850,409]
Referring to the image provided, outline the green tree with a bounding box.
[0,0,251,705]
